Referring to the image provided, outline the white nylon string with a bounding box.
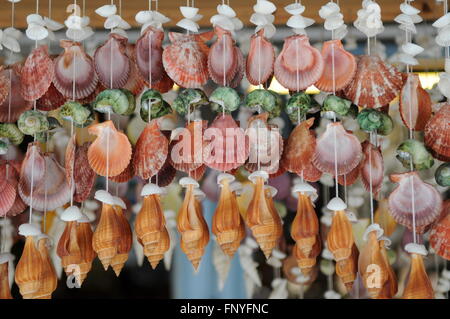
[28,135,36,223]
[223,34,227,87]
[368,132,374,224]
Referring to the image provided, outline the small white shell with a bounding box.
[319,2,340,19]
[1,36,20,52]
[217,173,235,185]
[264,185,278,198]
[398,53,419,66]
[438,72,450,99]
[433,12,450,29]
[77,213,92,224]
[4,27,23,40]
[117,17,131,30]
[217,4,236,18]
[248,170,269,183]
[400,3,420,16]
[136,11,153,24]
[362,223,384,241]
[26,14,45,26]
[250,12,272,26]
[326,197,347,211]
[65,15,83,30]
[95,4,117,18]
[287,15,314,29]
[210,15,235,31]
[179,177,200,188]
[401,42,424,56]
[0,253,14,265]
[321,248,334,260]
[324,290,341,299]
[141,183,164,196]
[193,188,205,201]
[113,196,127,209]
[18,223,42,237]
[26,24,48,41]
[324,13,344,31]
[231,17,244,31]
[180,6,199,19]
[271,249,286,260]
[285,3,305,16]
[61,205,83,222]
[44,17,64,31]
[229,181,243,195]
[291,182,317,201]
[404,243,428,256]
[94,190,115,205]
[176,18,199,33]
[253,0,276,15]
[104,14,122,29]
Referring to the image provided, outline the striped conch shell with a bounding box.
[326,197,357,291]
[177,178,209,270]
[402,244,434,299]
[374,199,397,237]
[212,174,245,257]
[246,171,282,259]
[378,237,398,298]
[135,183,170,269]
[75,215,97,284]
[290,182,320,275]
[33,235,57,299]
[110,197,132,276]
[0,254,13,299]
[88,120,132,177]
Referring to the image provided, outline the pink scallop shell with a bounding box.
[135,26,165,86]
[0,163,16,217]
[0,66,33,122]
[360,141,384,197]
[424,103,450,162]
[208,27,239,86]
[246,29,275,86]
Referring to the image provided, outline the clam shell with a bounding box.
[343,55,402,109]
[399,73,431,131]
[274,34,324,91]
[94,34,130,89]
[315,40,356,92]
[246,29,275,86]
[0,66,32,122]
[313,122,362,176]
[388,171,442,234]
[135,26,165,86]
[424,103,450,161]
[162,31,213,88]
[0,166,16,217]
[20,45,54,101]
[433,12,450,29]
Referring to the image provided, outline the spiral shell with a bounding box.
[18,110,49,136]
[93,88,135,115]
[403,253,434,299]
[0,123,24,145]
[59,101,93,127]
[110,203,132,276]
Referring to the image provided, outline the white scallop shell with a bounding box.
[362,223,384,241]
[61,206,83,222]
[433,12,450,29]
[18,223,42,237]
[287,15,313,29]
[94,190,115,205]
[250,12,272,26]
[180,6,199,19]
[95,4,117,18]
[26,24,48,40]
[410,14,423,24]
[136,10,153,24]
[400,3,420,15]
[1,36,20,52]
[217,4,236,18]
[402,42,424,56]
[26,13,45,26]
[191,14,203,22]
[210,15,235,31]
[285,3,305,16]
[176,18,199,32]
[398,53,419,66]
[44,17,64,31]
[326,197,347,211]
[104,14,122,29]
[253,0,276,15]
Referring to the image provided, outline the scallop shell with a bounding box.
[20,45,54,101]
[246,29,275,86]
[135,26,165,86]
[343,55,402,109]
[228,46,245,89]
[315,40,356,92]
[0,164,16,217]
[109,148,135,183]
[133,120,168,180]
[337,160,361,186]
[87,120,132,177]
[3,161,27,216]
[360,141,384,197]
[399,73,431,131]
[208,27,239,86]
[274,34,324,91]
[169,120,206,173]
[162,31,214,88]
[403,253,434,299]
[0,67,9,106]
[53,40,98,99]
[0,66,33,122]
[123,44,146,95]
[301,160,323,183]
[281,117,315,174]
[19,143,72,211]
[424,103,450,161]
[388,171,442,234]
[203,114,249,172]
[36,83,67,111]
[151,71,175,94]
[429,200,450,261]
[313,122,362,176]
[94,33,130,89]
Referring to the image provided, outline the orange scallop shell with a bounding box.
[315,39,357,92]
[424,104,450,161]
[429,200,450,261]
[343,55,402,108]
[20,45,54,102]
[337,160,361,186]
[399,73,431,131]
[109,147,135,183]
[87,121,132,177]
[0,66,32,122]
[274,34,324,91]
[246,29,275,86]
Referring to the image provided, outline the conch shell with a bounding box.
[110,199,132,276]
[15,233,43,299]
[135,184,170,269]
[246,171,282,259]
[403,246,434,299]
[34,236,58,299]
[0,255,13,299]
[212,174,245,257]
[177,178,209,270]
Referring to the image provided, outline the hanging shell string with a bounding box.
[331,25,339,198]
[70,9,77,206]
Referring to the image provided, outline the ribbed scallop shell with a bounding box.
[124,44,146,95]
[19,143,72,211]
[300,160,322,182]
[337,160,361,186]
[274,34,324,91]
[399,73,431,131]
[15,236,44,299]
[281,118,315,174]
[20,45,54,101]
[315,40,357,92]
[388,171,442,233]
[0,67,8,106]
[403,253,434,299]
[109,148,135,183]
[87,120,132,177]
[53,40,98,100]
[135,26,165,86]
[151,71,175,94]
[313,122,362,176]
[424,104,450,161]
[246,29,275,86]
[228,47,245,89]
[94,33,130,89]
[3,161,27,216]
[203,114,249,172]
[0,66,33,122]
[208,27,239,86]
[36,82,67,111]
[162,31,214,88]
[360,141,384,197]
[343,55,402,109]
[133,120,168,180]
[0,164,16,217]
[429,200,450,260]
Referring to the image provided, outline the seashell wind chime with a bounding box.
[0,0,448,300]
